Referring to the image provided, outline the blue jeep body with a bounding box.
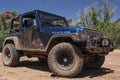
[3,10,113,54]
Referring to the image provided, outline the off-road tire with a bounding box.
[85,56,105,69]
[48,42,84,77]
[2,44,19,67]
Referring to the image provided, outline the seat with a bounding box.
[23,19,34,28]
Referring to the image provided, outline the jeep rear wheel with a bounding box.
[84,56,105,69]
[2,44,19,67]
[48,42,84,77]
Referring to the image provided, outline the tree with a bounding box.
[0,10,19,37]
[0,10,19,48]
[0,13,6,30]
[0,10,18,29]
[76,0,120,48]
[77,4,99,28]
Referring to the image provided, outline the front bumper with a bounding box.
[83,28,114,55]
[86,38,114,55]
[86,46,114,54]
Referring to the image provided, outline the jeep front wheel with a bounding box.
[2,44,19,67]
[48,42,84,77]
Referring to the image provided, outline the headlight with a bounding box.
[72,34,79,40]
[102,39,109,46]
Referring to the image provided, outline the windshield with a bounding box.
[39,11,68,27]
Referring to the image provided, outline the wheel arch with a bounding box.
[45,35,73,52]
[3,36,22,50]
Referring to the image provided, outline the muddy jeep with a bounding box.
[2,10,114,77]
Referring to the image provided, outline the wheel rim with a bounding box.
[56,51,74,70]
[4,48,11,62]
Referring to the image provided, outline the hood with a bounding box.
[41,26,84,34]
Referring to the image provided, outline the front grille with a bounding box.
[85,29,102,47]
[85,29,102,40]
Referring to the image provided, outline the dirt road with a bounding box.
[0,50,120,80]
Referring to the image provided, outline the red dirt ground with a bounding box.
[0,50,120,80]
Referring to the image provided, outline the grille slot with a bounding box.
[85,29,102,40]
[85,29,102,47]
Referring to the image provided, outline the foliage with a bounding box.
[77,4,100,28]
[96,21,120,48]
[76,0,120,48]
[0,10,19,38]
[0,29,5,38]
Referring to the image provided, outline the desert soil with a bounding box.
[0,50,120,80]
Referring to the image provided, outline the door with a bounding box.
[21,13,43,49]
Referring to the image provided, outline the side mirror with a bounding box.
[66,18,72,23]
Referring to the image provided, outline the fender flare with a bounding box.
[45,34,74,51]
[3,36,22,50]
